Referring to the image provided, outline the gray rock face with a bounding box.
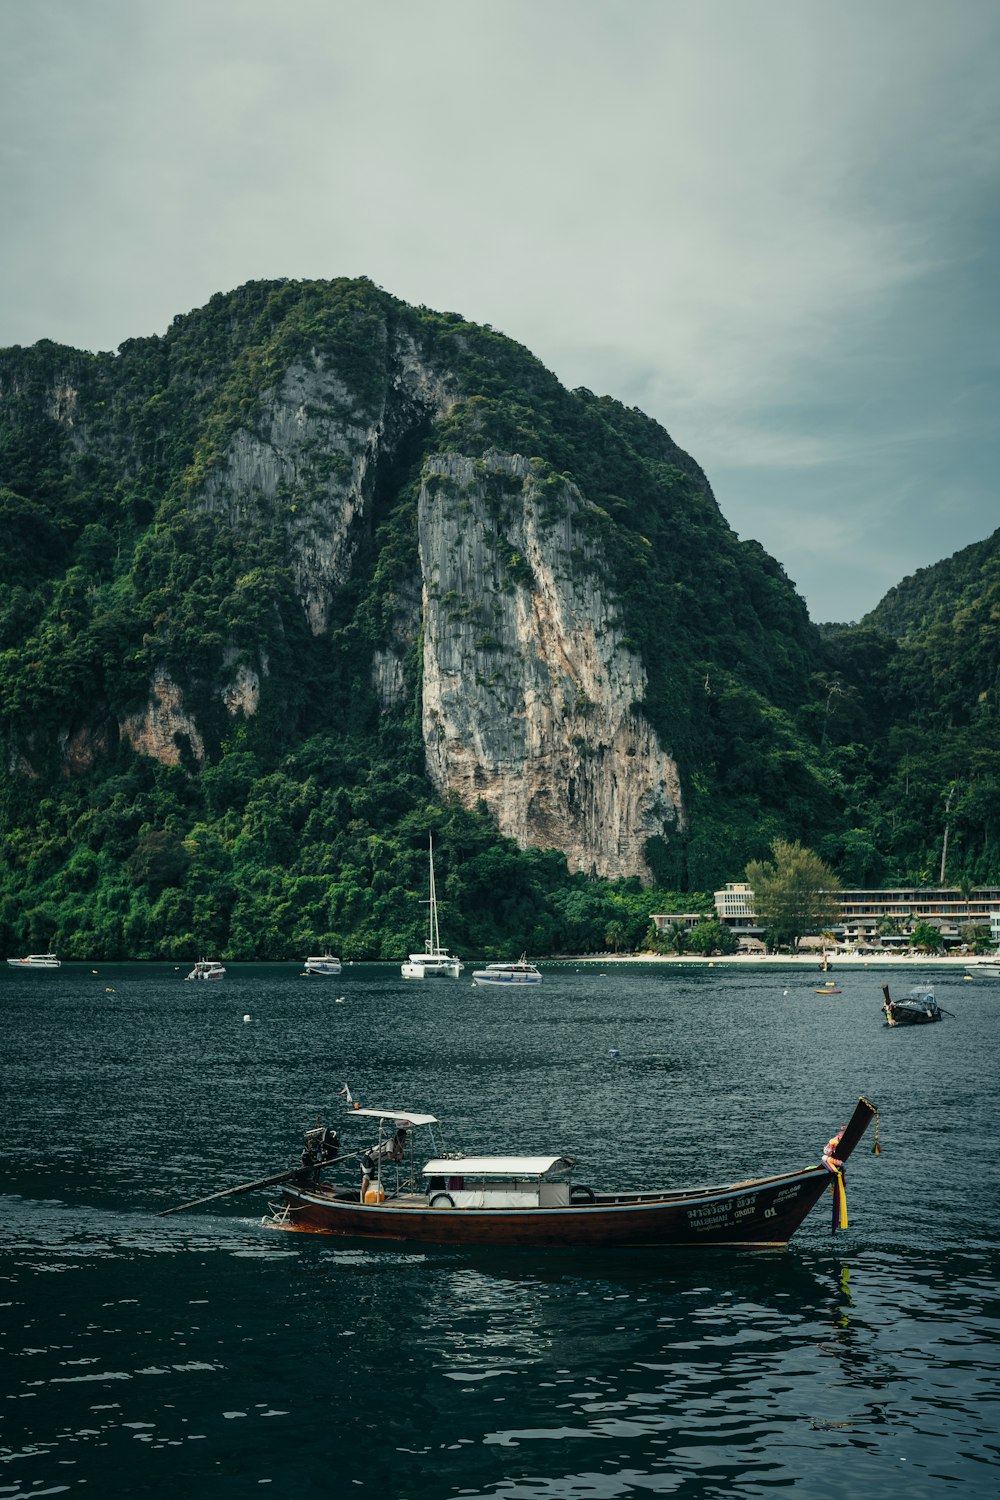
[198,334,454,634]
[417,451,684,880]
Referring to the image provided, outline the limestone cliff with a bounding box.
[193,354,686,877]
[417,452,684,880]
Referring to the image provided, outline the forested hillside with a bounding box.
[0,278,997,959]
[816,528,1000,886]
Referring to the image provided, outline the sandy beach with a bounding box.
[576,951,984,968]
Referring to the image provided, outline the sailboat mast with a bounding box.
[428,835,440,955]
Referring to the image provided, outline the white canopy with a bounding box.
[352,1108,438,1128]
[421,1155,571,1178]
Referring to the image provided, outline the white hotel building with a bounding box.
[706,882,1000,948]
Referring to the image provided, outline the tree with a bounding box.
[910,920,943,953]
[604,919,626,953]
[745,840,841,950]
[687,919,738,955]
[960,921,990,951]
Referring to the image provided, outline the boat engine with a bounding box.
[301,1124,340,1166]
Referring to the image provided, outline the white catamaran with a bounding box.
[401,836,462,979]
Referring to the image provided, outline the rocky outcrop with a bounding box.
[417,451,684,880]
[198,334,455,635]
[220,649,268,718]
[59,722,112,773]
[121,669,205,766]
[47,381,80,434]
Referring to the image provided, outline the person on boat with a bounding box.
[360,1128,407,1175]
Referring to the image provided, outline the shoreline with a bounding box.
[572,951,984,968]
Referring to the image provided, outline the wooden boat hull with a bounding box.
[278,1164,847,1247]
[884,1005,941,1025]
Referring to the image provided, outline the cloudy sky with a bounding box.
[2,0,997,622]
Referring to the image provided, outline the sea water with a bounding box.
[1,961,997,1498]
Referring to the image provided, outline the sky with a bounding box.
[1,0,998,623]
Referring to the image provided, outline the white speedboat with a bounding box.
[6,953,60,969]
[304,953,342,976]
[966,960,1000,978]
[402,835,462,980]
[185,959,226,981]
[471,957,542,987]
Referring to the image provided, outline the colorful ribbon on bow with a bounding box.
[829,1169,848,1230]
[822,1128,848,1231]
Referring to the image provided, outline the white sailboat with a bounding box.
[401,835,462,979]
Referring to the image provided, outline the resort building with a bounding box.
[700,883,1000,948]
[646,912,710,932]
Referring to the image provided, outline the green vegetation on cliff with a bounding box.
[1,278,998,958]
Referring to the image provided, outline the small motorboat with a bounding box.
[304,953,342,976]
[6,953,60,969]
[185,959,226,982]
[471,957,542,987]
[160,1096,881,1249]
[881,983,942,1025]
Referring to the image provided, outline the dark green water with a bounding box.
[2,961,997,1498]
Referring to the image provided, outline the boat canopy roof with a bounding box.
[422,1155,571,1178]
[353,1108,439,1128]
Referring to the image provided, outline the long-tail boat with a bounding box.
[161,1097,877,1249]
[881,982,943,1026]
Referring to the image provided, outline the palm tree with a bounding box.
[668,922,688,956]
[604,920,626,954]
